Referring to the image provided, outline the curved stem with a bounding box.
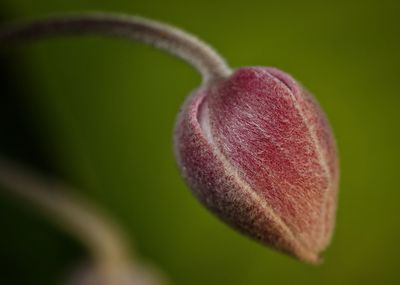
[0,12,232,84]
[0,155,135,283]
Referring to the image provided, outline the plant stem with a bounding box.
[0,12,232,84]
[0,155,138,284]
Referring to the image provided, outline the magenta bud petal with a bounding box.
[174,67,339,263]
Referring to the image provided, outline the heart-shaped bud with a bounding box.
[174,67,339,263]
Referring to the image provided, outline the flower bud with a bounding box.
[174,67,339,263]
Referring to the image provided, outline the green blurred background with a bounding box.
[0,0,399,284]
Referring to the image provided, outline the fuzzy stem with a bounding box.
[0,155,136,283]
[0,12,232,84]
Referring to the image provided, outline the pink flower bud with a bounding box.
[0,13,339,264]
[174,67,339,263]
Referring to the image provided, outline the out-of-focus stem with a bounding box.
[0,155,134,283]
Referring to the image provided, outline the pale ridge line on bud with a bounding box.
[0,12,232,84]
[268,70,333,250]
[200,102,319,263]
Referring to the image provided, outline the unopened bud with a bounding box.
[174,67,339,263]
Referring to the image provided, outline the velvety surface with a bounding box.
[175,67,338,263]
[0,0,399,285]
